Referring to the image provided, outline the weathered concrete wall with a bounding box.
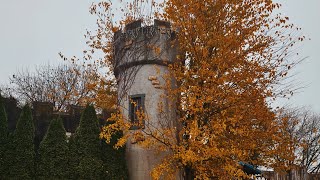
[118,65,175,125]
[114,19,180,180]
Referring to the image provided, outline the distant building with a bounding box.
[3,98,84,149]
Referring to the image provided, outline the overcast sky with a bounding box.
[0,0,319,112]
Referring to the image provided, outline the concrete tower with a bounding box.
[113,19,179,179]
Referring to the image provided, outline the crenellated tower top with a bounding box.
[113,19,178,78]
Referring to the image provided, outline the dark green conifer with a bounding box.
[68,105,128,179]
[37,118,68,179]
[0,94,8,179]
[67,135,79,180]
[10,105,35,179]
[101,124,128,180]
[75,105,101,155]
[73,105,103,179]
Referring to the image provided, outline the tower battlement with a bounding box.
[113,19,177,77]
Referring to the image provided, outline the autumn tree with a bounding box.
[157,0,303,178]
[37,118,69,179]
[10,105,35,179]
[69,0,305,179]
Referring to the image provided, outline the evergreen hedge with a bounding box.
[0,102,128,180]
[0,95,8,179]
[72,105,103,179]
[38,118,68,179]
[101,123,128,180]
[10,105,35,179]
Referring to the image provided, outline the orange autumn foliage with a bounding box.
[83,0,305,179]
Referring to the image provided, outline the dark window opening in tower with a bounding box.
[129,94,145,129]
